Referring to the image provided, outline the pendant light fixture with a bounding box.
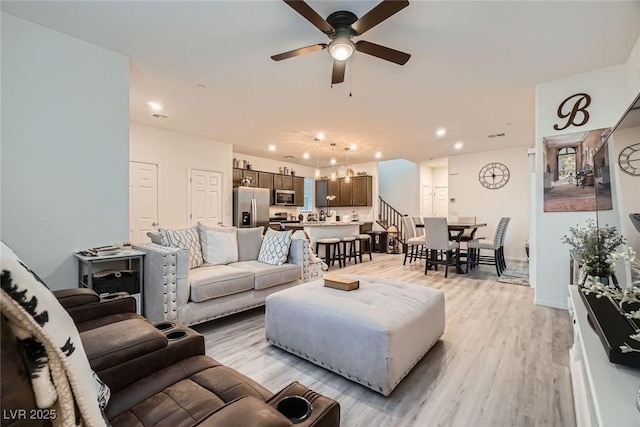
[330,143,337,181]
[344,147,351,183]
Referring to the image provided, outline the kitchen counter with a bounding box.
[299,222,364,248]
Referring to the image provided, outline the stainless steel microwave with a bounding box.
[274,189,295,206]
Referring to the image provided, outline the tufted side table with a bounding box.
[265,276,445,396]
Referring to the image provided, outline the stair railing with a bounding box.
[377,197,405,241]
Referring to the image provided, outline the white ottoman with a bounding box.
[265,275,445,396]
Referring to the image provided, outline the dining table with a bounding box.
[415,222,487,273]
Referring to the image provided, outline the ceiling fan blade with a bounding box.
[355,40,411,65]
[271,43,327,61]
[351,0,409,36]
[331,60,346,84]
[283,0,334,35]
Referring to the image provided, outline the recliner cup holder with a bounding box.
[101,294,121,300]
[154,321,176,331]
[165,330,188,341]
[275,396,312,424]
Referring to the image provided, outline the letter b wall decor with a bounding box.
[553,93,591,131]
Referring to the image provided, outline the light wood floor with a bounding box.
[193,254,575,427]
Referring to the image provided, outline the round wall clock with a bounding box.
[618,143,640,176]
[478,162,510,189]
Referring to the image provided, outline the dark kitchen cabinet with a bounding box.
[315,176,373,207]
[315,180,328,207]
[351,176,373,206]
[233,169,243,187]
[293,177,305,207]
[339,178,352,206]
[274,175,293,190]
[258,172,273,191]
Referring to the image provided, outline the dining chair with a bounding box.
[423,217,460,278]
[467,217,511,276]
[454,216,477,266]
[456,216,477,241]
[412,217,424,236]
[401,216,426,265]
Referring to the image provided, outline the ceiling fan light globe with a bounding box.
[329,39,354,61]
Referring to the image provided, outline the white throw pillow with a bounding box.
[258,228,292,266]
[159,226,203,269]
[198,223,239,266]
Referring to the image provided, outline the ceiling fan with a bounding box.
[271,0,411,85]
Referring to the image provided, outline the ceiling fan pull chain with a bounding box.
[349,57,353,97]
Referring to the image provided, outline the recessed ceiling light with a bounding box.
[436,128,447,137]
[268,144,276,151]
[330,158,336,165]
[148,101,163,111]
[374,152,382,159]
[303,153,310,159]
[350,144,357,150]
[454,142,464,150]
[315,132,325,141]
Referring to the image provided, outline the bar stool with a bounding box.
[316,238,341,268]
[353,234,373,263]
[339,236,357,266]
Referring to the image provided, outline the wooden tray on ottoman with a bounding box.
[324,277,359,291]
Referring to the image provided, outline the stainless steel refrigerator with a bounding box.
[233,187,270,228]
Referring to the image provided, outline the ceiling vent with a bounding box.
[487,132,506,138]
[283,155,297,159]
[152,114,168,119]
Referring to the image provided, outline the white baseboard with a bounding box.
[534,297,568,310]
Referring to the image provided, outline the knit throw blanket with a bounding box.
[1,242,110,427]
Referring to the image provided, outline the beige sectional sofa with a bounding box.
[134,226,317,326]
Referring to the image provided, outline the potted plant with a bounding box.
[562,219,626,283]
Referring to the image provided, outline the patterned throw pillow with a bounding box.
[258,228,293,266]
[159,226,203,269]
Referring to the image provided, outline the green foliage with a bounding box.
[562,219,626,276]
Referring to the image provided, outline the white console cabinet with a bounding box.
[568,286,640,426]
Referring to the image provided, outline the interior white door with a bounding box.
[434,187,449,218]
[129,162,159,243]
[422,185,433,217]
[190,169,223,227]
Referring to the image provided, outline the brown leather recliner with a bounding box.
[2,288,340,427]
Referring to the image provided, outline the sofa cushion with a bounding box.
[106,355,273,425]
[147,231,162,244]
[159,226,204,269]
[198,223,239,266]
[258,229,292,266]
[81,318,168,372]
[237,226,264,261]
[189,265,255,302]
[229,261,300,291]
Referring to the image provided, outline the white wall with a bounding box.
[378,159,421,216]
[626,34,640,98]
[449,147,530,261]
[1,13,130,290]
[130,122,233,229]
[534,65,628,309]
[432,167,449,188]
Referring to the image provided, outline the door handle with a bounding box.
[152,222,157,227]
